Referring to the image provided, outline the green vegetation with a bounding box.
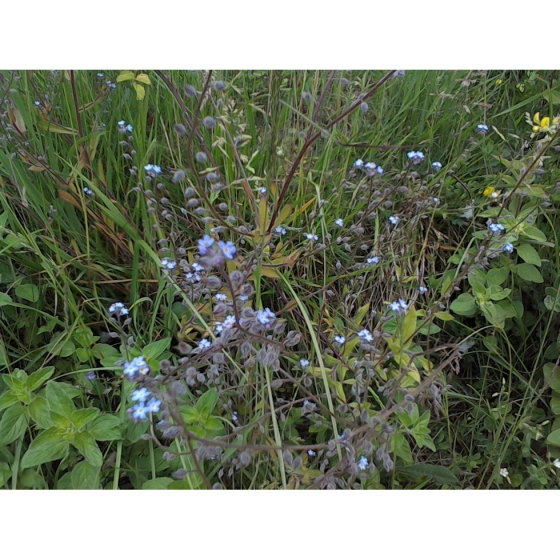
[1,69,560,489]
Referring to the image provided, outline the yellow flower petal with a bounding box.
[541,117,550,129]
[532,125,540,133]
[533,112,541,125]
[483,187,495,197]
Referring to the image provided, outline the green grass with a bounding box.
[1,69,560,489]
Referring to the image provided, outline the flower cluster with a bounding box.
[357,329,373,343]
[128,387,161,423]
[353,159,384,176]
[407,151,425,164]
[215,315,237,333]
[123,356,150,380]
[109,302,129,317]
[161,257,177,271]
[389,299,409,315]
[144,164,162,177]
[197,235,237,268]
[118,120,133,133]
[488,223,505,235]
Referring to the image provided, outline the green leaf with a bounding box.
[70,461,100,489]
[434,312,454,321]
[522,225,547,243]
[0,390,18,412]
[28,395,54,429]
[402,306,417,345]
[116,71,136,83]
[203,416,224,433]
[0,403,28,446]
[142,477,173,490]
[552,394,560,416]
[516,243,541,266]
[4,369,28,393]
[450,293,477,316]
[143,338,172,361]
[27,366,55,391]
[88,414,122,441]
[45,381,76,418]
[15,283,39,303]
[516,263,544,283]
[71,408,100,431]
[196,389,219,418]
[546,429,560,447]
[392,431,413,464]
[135,73,151,85]
[133,83,146,101]
[72,432,102,467]
[398,464,459,486]
[20,428,70,469]
[486,267,509,287]
[0,292,13,306]
[544,363,560,393]
[181,405,200,424]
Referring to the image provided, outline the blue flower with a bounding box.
[357,456,369,471]
[300,359,310,368]
[357,329,373,342]
[256,308,276,329]
[218,240,237,260]
[275,226,287,235]
[304,233,319,241]
[476,124,489,134]
[144,164,162,176]
[198,338,212,350]
[353,159,364,168]
[389,215,400,226]
[335,218,344,227]
[131,403,148,421]
[488,223,505,235]
[161,258,177,270]
[418,286,428,294]
[389,299,408,315]
[118,120,133,133]
[503,242,514,253]
[109,302,129,317]
[146,397,161,414]
[214,293,228,302]
[83,187,94,196]
[198,234,215,255]
[431,161,443,171]
[334,335,346,345]
[407,151,425,164]
[131,388,151,403]
[367,255,381,265]
[86,372,97,380]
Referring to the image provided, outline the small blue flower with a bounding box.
[86,372,97,380]
[258,186,267,194]
[419,286,428,294]
[304,233,319,241]
[307,449,316,457]
[357,456,369,471]
[131,403,148,421]
[256,308,276,328]
[300,359,310,368]
[118,120,133,133]
[431,161,443,171]
[503,242,514,253]
[335,218,344,227]
[367,255,381,265]
[389,215,400,226]
[131,388,151,403]
[488,223,505,235]
[275,226,287,235]
[109,302,129,317]
[198,234,215,255]
[146,397,161,414]
[161,258,177,270]
[334,335,346,345]
[407,151,425,164]
[34,100,41,107]
[476,124,489,134]
[144,164,162,175]
[218,240,237,260]
[389,299,408,315]
[376,166,384,175]
[215,293,228,302]
[198,338,212,350]
[353,159,364,168]
[357,329,373,343]
[83,187,94,196]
